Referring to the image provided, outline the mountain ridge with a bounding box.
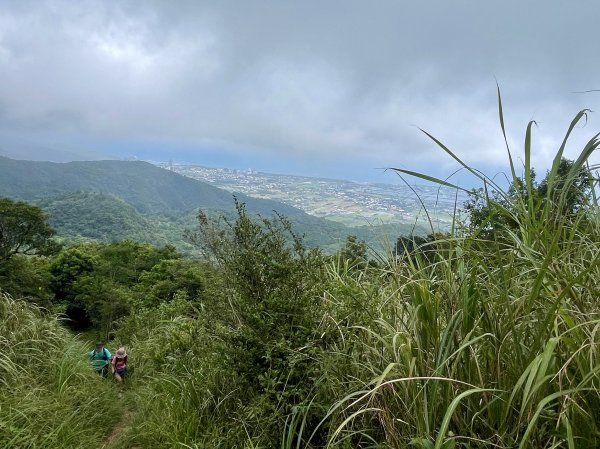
[0,156,417,251]
[0,156,316,218]
[0,138,109,162]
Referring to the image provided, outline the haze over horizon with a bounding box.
[1,1,600,186]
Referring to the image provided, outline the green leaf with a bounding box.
[388,168,470,193]
[434,388,496,449]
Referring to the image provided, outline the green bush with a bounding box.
[0,255,53,307]
[117,202,329,448]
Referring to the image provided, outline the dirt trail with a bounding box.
[102,408,140,449]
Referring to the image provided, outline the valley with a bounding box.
[155,162,464,229]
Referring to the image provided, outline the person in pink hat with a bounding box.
[111,347,128,384]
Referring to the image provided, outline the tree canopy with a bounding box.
[463,157,592,237]
[0,197,58,264]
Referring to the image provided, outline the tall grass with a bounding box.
[0,292,120,449]
[111,296,234,448]
[297,97,600,448]
[98,97,600,449]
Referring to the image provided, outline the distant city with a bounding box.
[155,161,467,230]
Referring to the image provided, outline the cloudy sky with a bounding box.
[1,0,599,185]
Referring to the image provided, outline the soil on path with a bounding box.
[102,408,140,449]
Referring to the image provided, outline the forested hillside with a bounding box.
[0,156,310,216]
[35,192,196,251]
[0,156,416,251]
[38,192,157,241]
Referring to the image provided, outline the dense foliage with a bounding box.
[463,157,591,238]
[48,240,208,335]
[0,197,59,263]
[2,103,600,449]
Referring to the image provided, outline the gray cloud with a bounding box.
[1,0,600,182]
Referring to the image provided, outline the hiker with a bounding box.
[111,347,128,384]
[90,341,112,377]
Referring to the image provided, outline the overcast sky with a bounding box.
[1,0,600,184]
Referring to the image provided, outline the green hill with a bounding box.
[0,156,316,217]
[0,156,416,251]
[0,157,374,249]
[36,192,157,243]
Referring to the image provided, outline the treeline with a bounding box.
[0,234,211,337]
[2,107,600,449]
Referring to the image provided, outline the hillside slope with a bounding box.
[0,156,417,251]
[0,156,316,217]
[0,157,398,250]
[37,192,158,243]
[0,141,108,163]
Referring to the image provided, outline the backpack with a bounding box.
[114,355,128,368]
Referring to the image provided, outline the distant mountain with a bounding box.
[0,156,317,217]
[35,192,198,252]
[0,136,108,162]
[0,156,415,251]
